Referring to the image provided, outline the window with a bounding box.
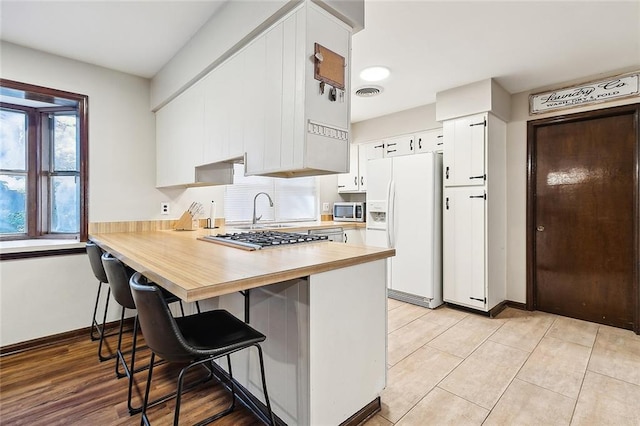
[0,79,88,241]
[224,164,317,223]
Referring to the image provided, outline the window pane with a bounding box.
[0,174,27,234]
[224,164,317,223]
[51,175,79,233]
[274,177,317,221]
[53,114,78,171]
[0,109,27,170]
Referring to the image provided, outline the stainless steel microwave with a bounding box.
[333,202,365,222]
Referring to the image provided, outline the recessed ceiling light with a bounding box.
[359,66,390,82]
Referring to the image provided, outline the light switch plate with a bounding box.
[322,202,330,212]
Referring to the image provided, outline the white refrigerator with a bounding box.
[366,152,443,309]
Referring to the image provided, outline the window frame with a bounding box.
[0,79,88,242]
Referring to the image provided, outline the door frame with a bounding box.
[526,103,640,333]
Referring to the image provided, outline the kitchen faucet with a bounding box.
[252,192,274,224]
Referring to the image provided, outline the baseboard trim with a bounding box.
[0,318,134,357]
[340,397,381,426]
[505,300,527,310]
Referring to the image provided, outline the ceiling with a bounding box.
[1,1,639,123]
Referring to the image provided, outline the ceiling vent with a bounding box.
[355,86,383,97]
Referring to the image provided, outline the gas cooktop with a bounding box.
[201,231,329,251]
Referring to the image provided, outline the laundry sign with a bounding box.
[529,72,639,114]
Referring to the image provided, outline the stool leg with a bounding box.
[90,281,104,341]
[97,287,114,362]
[140,352,155,426]
[256,344,276,425]
[127,315,142,414]
[115,306,128,379]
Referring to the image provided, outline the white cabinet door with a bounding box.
[337,144,359,192]
[443,113,486,186]
[358,140,384,191]
[415,128,443,153]
[443,187,486,309]
[243,36,267,175]
[384,135,415,157]
[343,228,365,245]
[156,82,204,187]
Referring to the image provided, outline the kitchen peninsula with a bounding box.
[90,227,394,425]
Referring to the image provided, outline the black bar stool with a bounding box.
[86,241,118,361]
[101,253,185,414]
[130,272,276,426]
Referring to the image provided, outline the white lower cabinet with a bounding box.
[343,228,365,245]
[443,187,486,310]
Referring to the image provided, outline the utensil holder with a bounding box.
[174,211,198,231]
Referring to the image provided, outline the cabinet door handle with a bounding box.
[469,297,486,303]
[469,174,486,180]
[354,176,358,186]
[445,166,450,179]
[387,142,397,147]
[374,143,385,149]
[469,119,486,127]
[418,138,422,150]
[469,194,487,200]
[410,139,413,150]
[387,149,397,153]
[344,233,347,243]
[361,177,364,186]
[338,185,346,188]
[445,197,449,210]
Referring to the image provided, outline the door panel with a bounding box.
[392,154,435,298]
[443,113,486,186]
[531,106,638,330]
[443,187,486,309]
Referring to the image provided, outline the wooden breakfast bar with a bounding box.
[90,228,395,425]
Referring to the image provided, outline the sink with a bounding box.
[232,225,268,230]
[231,223,296,230]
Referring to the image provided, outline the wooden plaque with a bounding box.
[314,43,345,90]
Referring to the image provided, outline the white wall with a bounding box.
[351,103,440,143]
[0,42,216,346]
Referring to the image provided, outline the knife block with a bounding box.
[174,211,198,231]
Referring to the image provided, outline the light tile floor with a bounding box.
[366,299,640,426]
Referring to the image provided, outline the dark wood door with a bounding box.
[528,104,639,331]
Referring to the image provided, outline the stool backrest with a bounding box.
[129,272,193,362]
[101,253,136,310]
[86,241,108,283]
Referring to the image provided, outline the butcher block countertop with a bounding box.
[90,227,393,302]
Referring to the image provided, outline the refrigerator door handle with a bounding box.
[385,180,393,248]
[387,180,396,248]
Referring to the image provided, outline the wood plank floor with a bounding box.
[0,327,264,425]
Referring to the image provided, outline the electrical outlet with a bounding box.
[160,202,170,215]
[322,202,330,212]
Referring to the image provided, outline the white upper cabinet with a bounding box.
[156,2,353,186]
[156,81,204,188]
[443,113,486,186]
[415,128,444,153]
[244,3,352,178]
[384,135,415,157]
[337,144,359,192]
[202,53,245,165]
[337,140,383,193]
